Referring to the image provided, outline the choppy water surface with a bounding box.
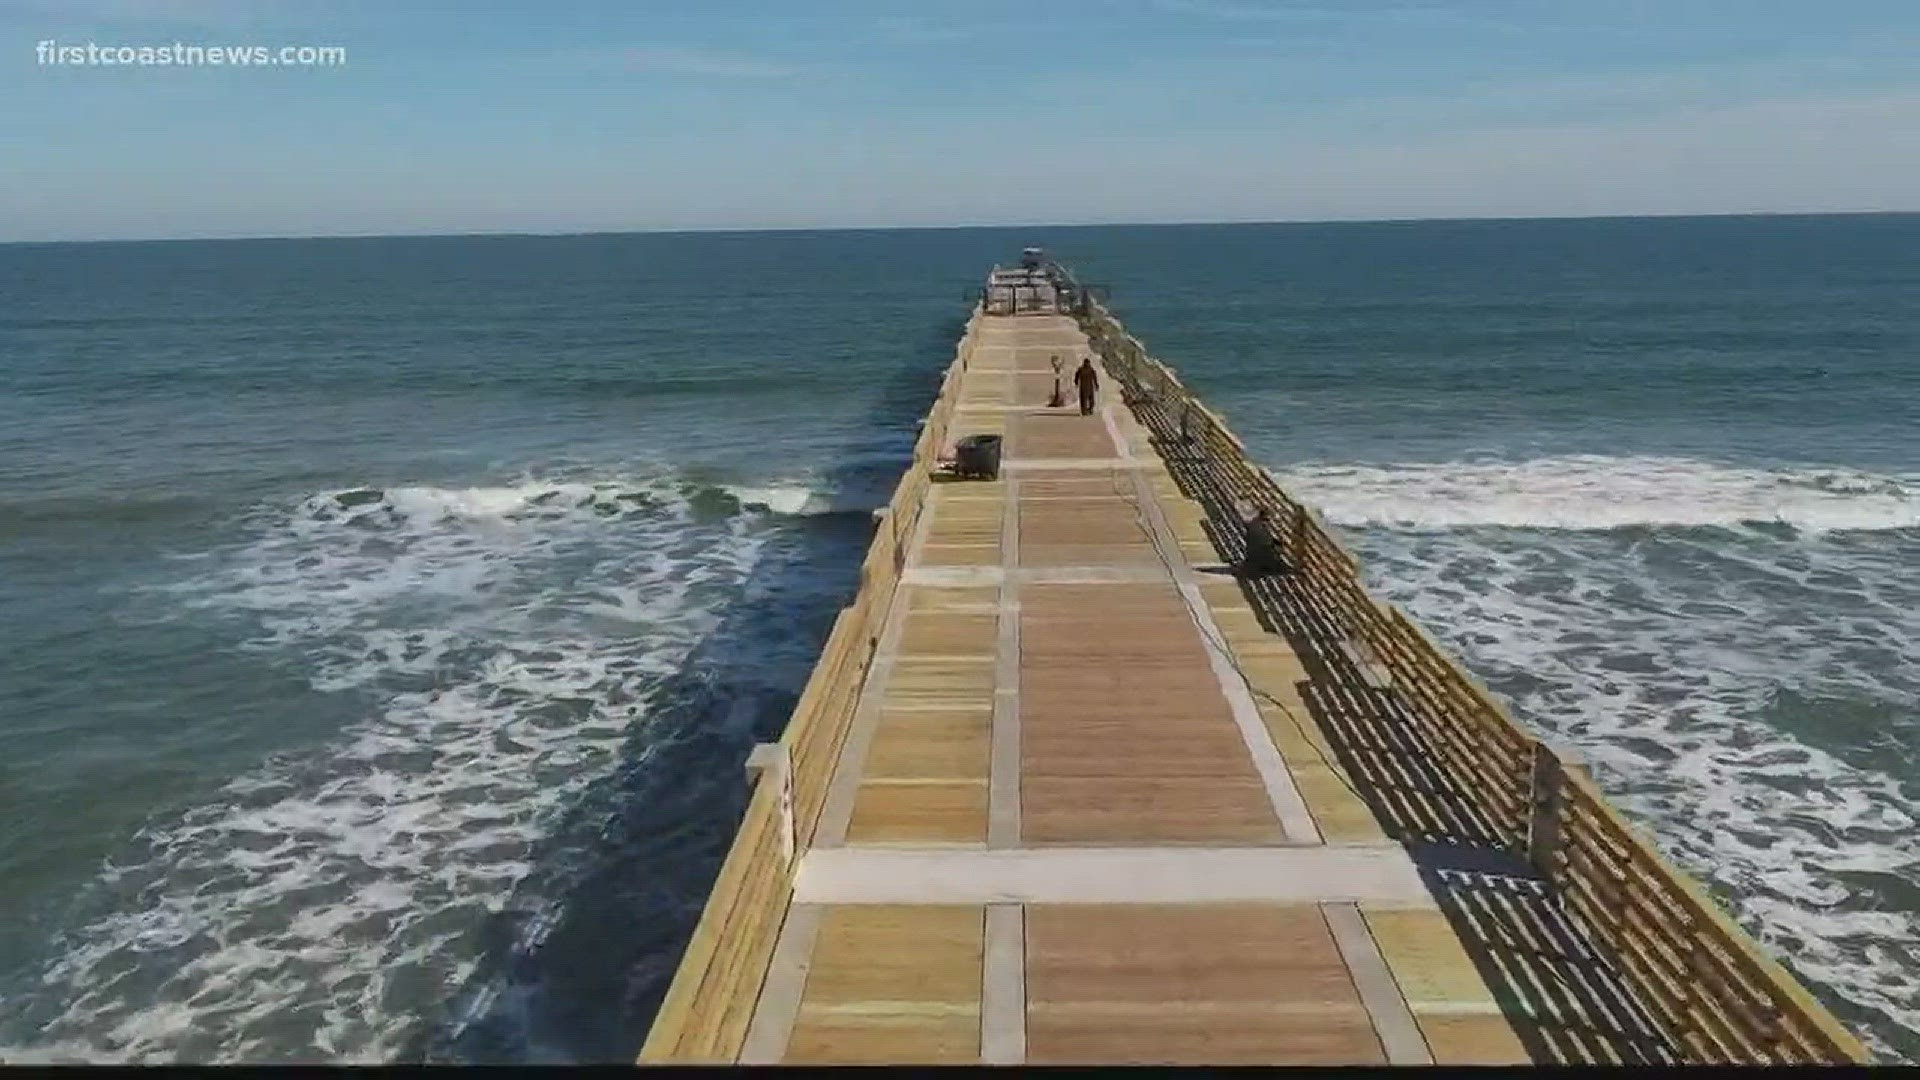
[1,218,1915,1061]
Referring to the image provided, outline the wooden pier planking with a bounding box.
[638,264,1871,1066]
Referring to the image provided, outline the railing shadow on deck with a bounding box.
[1244,571,1509,850]
[1123,386,1680,1065]
[1418,863,1679,1065]
[407,318,967,1065]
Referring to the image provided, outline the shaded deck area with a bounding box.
[719,309,1673,1065]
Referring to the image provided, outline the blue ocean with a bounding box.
[0,217,1915,1062]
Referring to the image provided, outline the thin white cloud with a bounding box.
[1217,34,1349,49]
[1152,0,1343,19]
[1149,0,1452,23]
[870,17,977,46]
[623,47,796,79]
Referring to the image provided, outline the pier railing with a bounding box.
[638,310,982,1063]
[1077,299,1867,1064]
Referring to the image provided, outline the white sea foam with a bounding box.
[1281,455,1920,532]
[300,477,828,527]
[0,474,788,1062]
[1313,459,1920,1059]
[722,483,820,516]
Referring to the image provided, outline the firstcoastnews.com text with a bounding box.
[36,40,347,67]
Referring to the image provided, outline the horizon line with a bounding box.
[4,207,1916,246]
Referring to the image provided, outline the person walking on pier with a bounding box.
[1073,356,1100,416]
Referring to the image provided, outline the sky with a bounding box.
[2,0,1919,241]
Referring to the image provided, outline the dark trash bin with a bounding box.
[952,434,1003,479]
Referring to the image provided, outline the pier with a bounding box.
[637,260,1870,1066]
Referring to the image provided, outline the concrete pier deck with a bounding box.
[637,265,1870,1067]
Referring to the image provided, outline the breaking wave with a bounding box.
[306,478,831,526]
[0,472,832,1062]
[1281,455,1920,533]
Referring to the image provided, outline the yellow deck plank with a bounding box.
[847,780,988,844]
[1360,908,1530,1064]
[785,905,985,1064]
[1289,763,1392,843]
[897,613,998,656]
[906,585,1002,613]
[865,710,991,780]
[919,543,1002,568]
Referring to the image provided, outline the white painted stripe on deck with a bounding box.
[902,566,1002,587]
[1100,403,1326,845]
[1181,577,1325,844]
[988,470,1022,848]
[948,399,1090,407]
[902,566,1184,587]
[793,845,1434,906]
[1097,400,1132,466]
[1003,457,1154,471]
[739,903,823,1064]
[981,905,1027,1064]
[1324,901,1435,1065]
[1017,566,1176,584]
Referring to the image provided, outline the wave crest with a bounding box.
[1280,456,1920,533]
[305,477,825,527]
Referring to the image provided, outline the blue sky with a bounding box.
[3,0,1918,240]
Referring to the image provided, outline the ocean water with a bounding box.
[1,217,1916,1062]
